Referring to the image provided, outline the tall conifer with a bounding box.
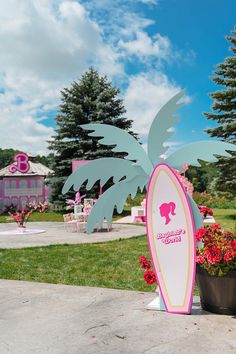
[204,27,236,196]
[48,68,134,204]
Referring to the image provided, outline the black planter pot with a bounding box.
[196,265,236,315]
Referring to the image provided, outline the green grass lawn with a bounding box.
[212,209,236,231]
[0,211,64,223]
[0,208,234,294]
[0,236,157,292]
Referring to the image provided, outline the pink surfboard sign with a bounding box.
[146,163,196,314]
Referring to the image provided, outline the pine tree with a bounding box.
[204,26,236,196]
[48,68,134,205]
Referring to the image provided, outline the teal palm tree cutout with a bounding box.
[62,91,236,234]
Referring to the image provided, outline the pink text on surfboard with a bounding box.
[156,229,186,245]
[159,202,176,225]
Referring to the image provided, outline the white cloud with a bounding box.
[0,0,123,80]
[167,127,175,133]
[0,0,194,156]
[83,0,156,42]
[0,0,124,154]
[124,71,188,138]
[119,32,171,62]
[123,71,192,158]
[0,73,55,154]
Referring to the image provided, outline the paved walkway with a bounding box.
[0,280,235,354]
[0,222,146,248]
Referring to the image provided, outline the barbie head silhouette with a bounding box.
[159,202,176,225]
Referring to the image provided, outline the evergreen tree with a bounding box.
[48,68,134,205]
[186,162,218,193]
[0,148,16,169]
[204,26,236,196]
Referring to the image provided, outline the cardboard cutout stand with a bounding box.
[63,91,236,314]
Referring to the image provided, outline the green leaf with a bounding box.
[188,194,203,232]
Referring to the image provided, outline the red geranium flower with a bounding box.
[230,240,236,250]
[198,205,213,217]
[144,270,157,285]
[224,249,234,262]
[205,245,222,264]
[195,224,235,276]
[139,255,151,270]
[196,255,205,264]
[210,223,221,231]
[195,227,207,242]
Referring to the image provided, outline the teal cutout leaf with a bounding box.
[166,141,236,170]
[86,173,148,234]
[187,194,203,231]
[147,91,185,166]
[62,158,142,194]
[81,123,153,175]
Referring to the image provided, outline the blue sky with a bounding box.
[0,0,235,154]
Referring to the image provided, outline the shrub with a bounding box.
[126,192,146,208]
[193,192,236,209]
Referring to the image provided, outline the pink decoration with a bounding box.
[75,191,86,204]
[8,153,30,174]
[72,160,90,172]
[182,164,189,172]
[146,163,195,314]
[134,215,146,223]
[141,198,146,207]
[72,160,103,198]
[66,191,86,210]
[84,204,92,214]
[159,202,176,225]
[174,165,194,197]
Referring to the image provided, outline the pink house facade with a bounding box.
[0,157,53,212]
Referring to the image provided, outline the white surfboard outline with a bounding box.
[146,163,196,314]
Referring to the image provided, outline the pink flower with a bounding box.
[182,163,189,171]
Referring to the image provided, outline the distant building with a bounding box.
[0,153,53,211]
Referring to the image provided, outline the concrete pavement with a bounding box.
[0,222,146,248]
[0,280,235,354]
